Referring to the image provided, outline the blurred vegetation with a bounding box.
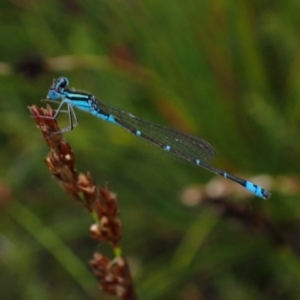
[0,0,300,299]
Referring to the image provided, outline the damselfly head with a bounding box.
[54,77,69,90]
[47,77,70,100]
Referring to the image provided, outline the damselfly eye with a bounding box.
[55,77,69,90]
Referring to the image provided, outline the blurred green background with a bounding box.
[1,0,300,299]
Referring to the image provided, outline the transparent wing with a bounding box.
[98,100,216,164]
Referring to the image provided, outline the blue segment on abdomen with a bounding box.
[93,110,117,124]
[245,181,261,197]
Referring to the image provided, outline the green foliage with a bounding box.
[0,0,299,299]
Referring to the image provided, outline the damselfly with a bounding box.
[45,77,270,199]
